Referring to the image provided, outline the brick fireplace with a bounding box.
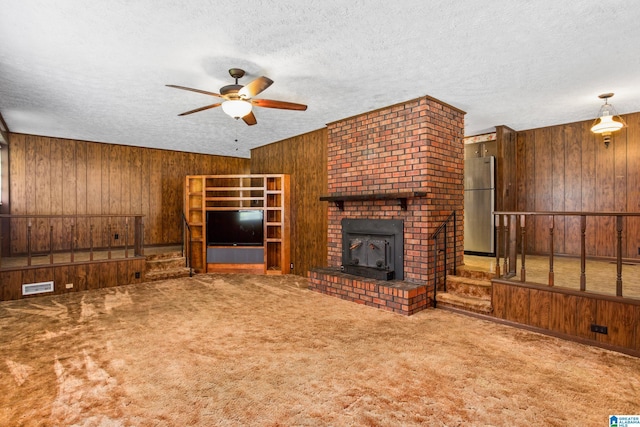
[308,96,465,315]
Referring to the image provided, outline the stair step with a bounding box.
[145,251,184,261]
[436,292,492,314]
[446,275,492,300]
[146,257,187,272]
[145,267,192,282]
[457,265,495,281]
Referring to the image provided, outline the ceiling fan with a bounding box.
[166,68,307,126]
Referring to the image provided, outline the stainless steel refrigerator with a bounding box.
[464,156,495,255]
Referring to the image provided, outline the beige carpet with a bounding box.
[1,274,638,426]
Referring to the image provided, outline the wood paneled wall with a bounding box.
[493,281,640,354]
[515,112,640,259]
[250,128,328,277]
[0,259,146,301]
[8,133,250,250]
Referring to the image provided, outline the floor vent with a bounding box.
[22,281,54,296]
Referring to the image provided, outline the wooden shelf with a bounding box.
[319,191,427,211]
[185,174,290,274]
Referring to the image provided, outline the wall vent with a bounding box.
[22,281,54,296]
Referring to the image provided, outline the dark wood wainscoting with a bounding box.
[493,280,640,355]
[1,258,147,301]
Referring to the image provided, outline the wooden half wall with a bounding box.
[493,280,640,355]
[250,128,328,277]
[8,133,250,249]
[515,112,640,259]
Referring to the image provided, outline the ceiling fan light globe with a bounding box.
[222,100,252,119]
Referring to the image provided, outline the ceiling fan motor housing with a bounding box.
[220,84,244,99]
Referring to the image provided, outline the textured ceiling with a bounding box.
[1,0,640,158]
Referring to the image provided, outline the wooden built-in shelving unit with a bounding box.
[185,174,290,274]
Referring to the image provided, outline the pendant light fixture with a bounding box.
[590,93,625,148]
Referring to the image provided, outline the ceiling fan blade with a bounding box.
[177,103,222,116]
[251,98,307,111]
[242,111,257,126]
[166,84,224,98]
[238,76,274,98]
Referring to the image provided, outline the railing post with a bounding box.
[70,223,75,263]
[433,236,438,308]
[134,216,144,257]
[548,215,554,287]
[502,215,509,277]
[453,211,457,276]
[49,225,54,264]
[495,215,501,278]
[616,215,623,297]
[580,215,586,291]
[90,223,94,261]
[520,214,526,282]
[107,219,112,260]
[443,223,448,293]
[27,219,32,266]
[125,217,129,259]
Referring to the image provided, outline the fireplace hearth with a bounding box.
[341,219,403,281]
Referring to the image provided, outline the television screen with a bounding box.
[206,210,264,246]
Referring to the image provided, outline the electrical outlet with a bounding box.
[114,233,119,240]
[590,324,608,335]
[290,263,294,270]
[65,283,73,289]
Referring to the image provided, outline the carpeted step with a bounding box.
[446,275,492,300]
[146,256,188,272]
[145,267,192,282]
[436,292,492,314]
[145,251,184,262]
[456,265,495,281]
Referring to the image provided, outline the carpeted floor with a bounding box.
[1,274,639,426]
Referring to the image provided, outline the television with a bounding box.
[206,210,264,247]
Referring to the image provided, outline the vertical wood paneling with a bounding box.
[507,286,530,324]
[551,126,565,253]
[549,293,577,335]
[625,113,640,258]
[533,128,552,254]
[596,299,636,349]
[580,122,597,255]
[528,288,550,329]
[492,283,507,319]
[251,128,328,276]
[595,122,616,257]
[8,134,250,253]
[515,111,640,259]
[576,297,597,340]
[50,139,64,251]
[9,135,26,254]
[495,282,639,354]
[148,149,163,245]
[62,139,77,251]
[564,123,582,254]
[140,148,151,245]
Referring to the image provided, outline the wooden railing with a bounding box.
[0,214,144,269]
[494,211,640,297]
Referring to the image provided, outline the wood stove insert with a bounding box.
[341,218,404,281]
